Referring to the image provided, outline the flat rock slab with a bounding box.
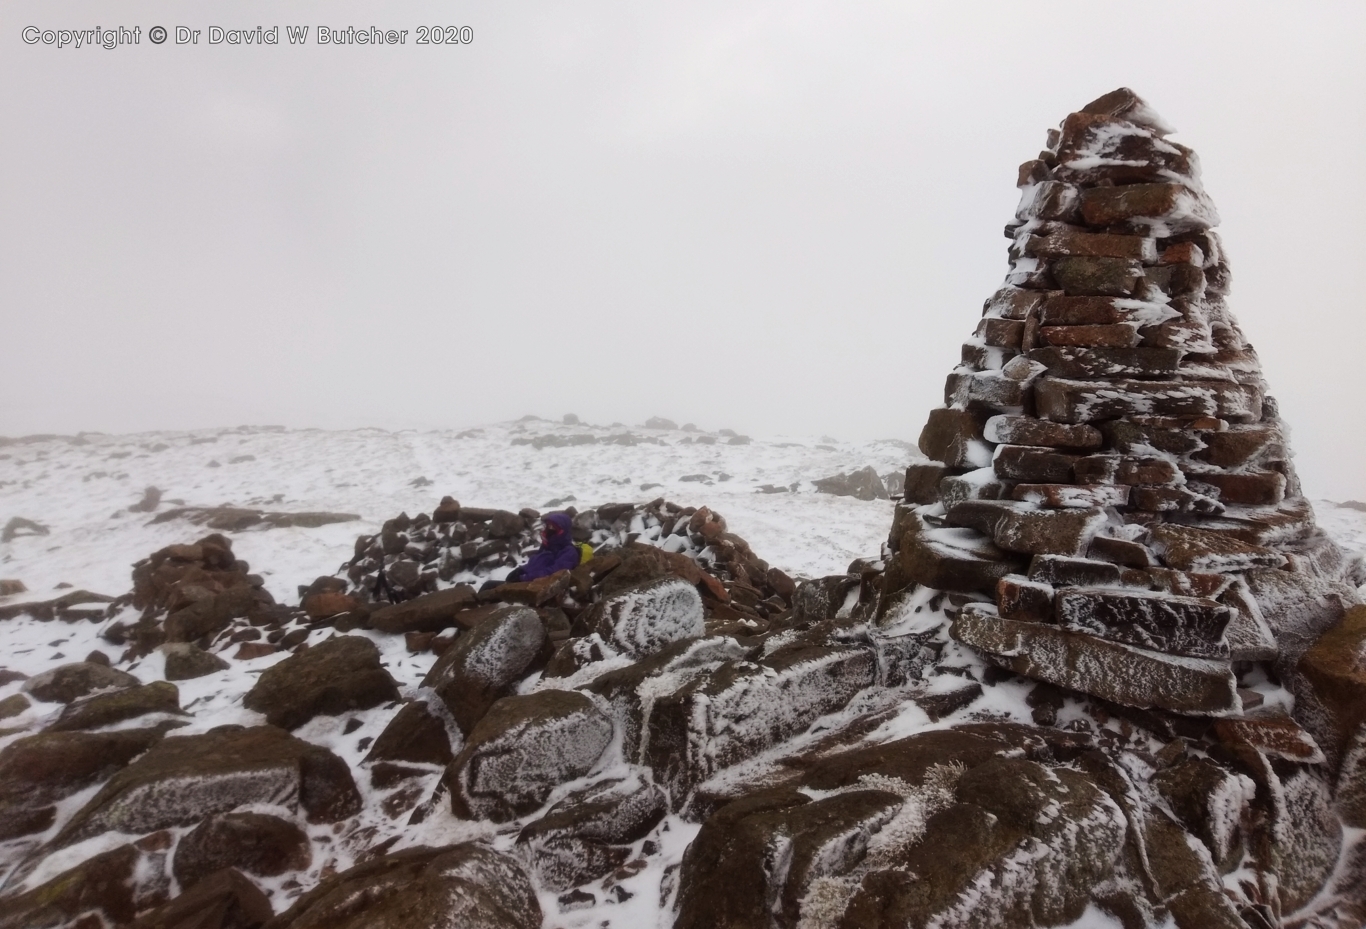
[369,585,477,635]
[1153,524,1286,573]
[1033,376,1262,425]
[243,635,399,730]
[445,689,613,822]
[149,507,359,531]
[952,606,1239,715]
[1054,587,1231,658]
[54,724,360,847]
[263,843,541,929]
[900,531,1023,594]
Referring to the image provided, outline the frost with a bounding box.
[595,578,704,659]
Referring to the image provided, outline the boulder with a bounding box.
[952,607,1239,715]
[842,759,1125,929]
[54,725,361,847]
[1152,757,1255,871]
[0,727,168,840]
[173,812,312,889]
[161,642,230,680]
[1141,815,1247,929]
[676,728,1125,929]
[1274,770,1343,913]
[0,693,27,719]
[919,410,991,468]
[44,679,184,733]
[585,636,754,762]
[0,843,139,929]
[1296,604,1366,764]
[516,769,667,891]
[445,690,613,822]
[131,867,274,929]
[421,605,545,735]
[586,576,705,659]
[262,843,541,929]
[21,660,139,703]
[364,700,453,767]
[243,635,399,730]
[675,789,902,929]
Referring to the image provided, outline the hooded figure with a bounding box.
[509,512,579,582]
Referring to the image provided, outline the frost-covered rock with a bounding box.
[585,634,754,762]
[421,604,545,735]
[1296,603,1366,765]
[646,644,877,795]
[1275,769,1344,913]
[516,767,667,891]
[445,689,613,822]
[263,843,541,929]
[54,725,361,847]
[952,606,1239,715]
[677,726,1126,929]
[676,788,904,929]
[586,575,705,659]
[242,635,399,731]
[0,727,169,840]
[1152,756,1255,871]
[848,758,1126,929]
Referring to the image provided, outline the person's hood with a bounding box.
[543,512,574,547]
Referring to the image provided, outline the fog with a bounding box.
[3,1,1364,499]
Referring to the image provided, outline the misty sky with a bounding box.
[3,1,1365,499]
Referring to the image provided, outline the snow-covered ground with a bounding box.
[0,419,920,606]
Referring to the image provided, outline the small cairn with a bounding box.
[888,88,1364,718]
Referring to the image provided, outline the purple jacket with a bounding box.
[519,513,579,581]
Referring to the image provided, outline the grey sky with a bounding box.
[3,1,1364,499]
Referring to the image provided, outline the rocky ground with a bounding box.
[3,88,1366,929]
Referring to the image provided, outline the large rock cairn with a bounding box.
[891,87,1363,720]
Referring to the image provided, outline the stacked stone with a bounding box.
[892,88,1362,716]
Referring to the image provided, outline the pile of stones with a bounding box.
[889,86,1363,720]
[324,496,799,640]
[668,90,1366,929]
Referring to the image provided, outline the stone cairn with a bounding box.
[891,87,1364,719]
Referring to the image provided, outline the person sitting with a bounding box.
[506,512,581,583]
